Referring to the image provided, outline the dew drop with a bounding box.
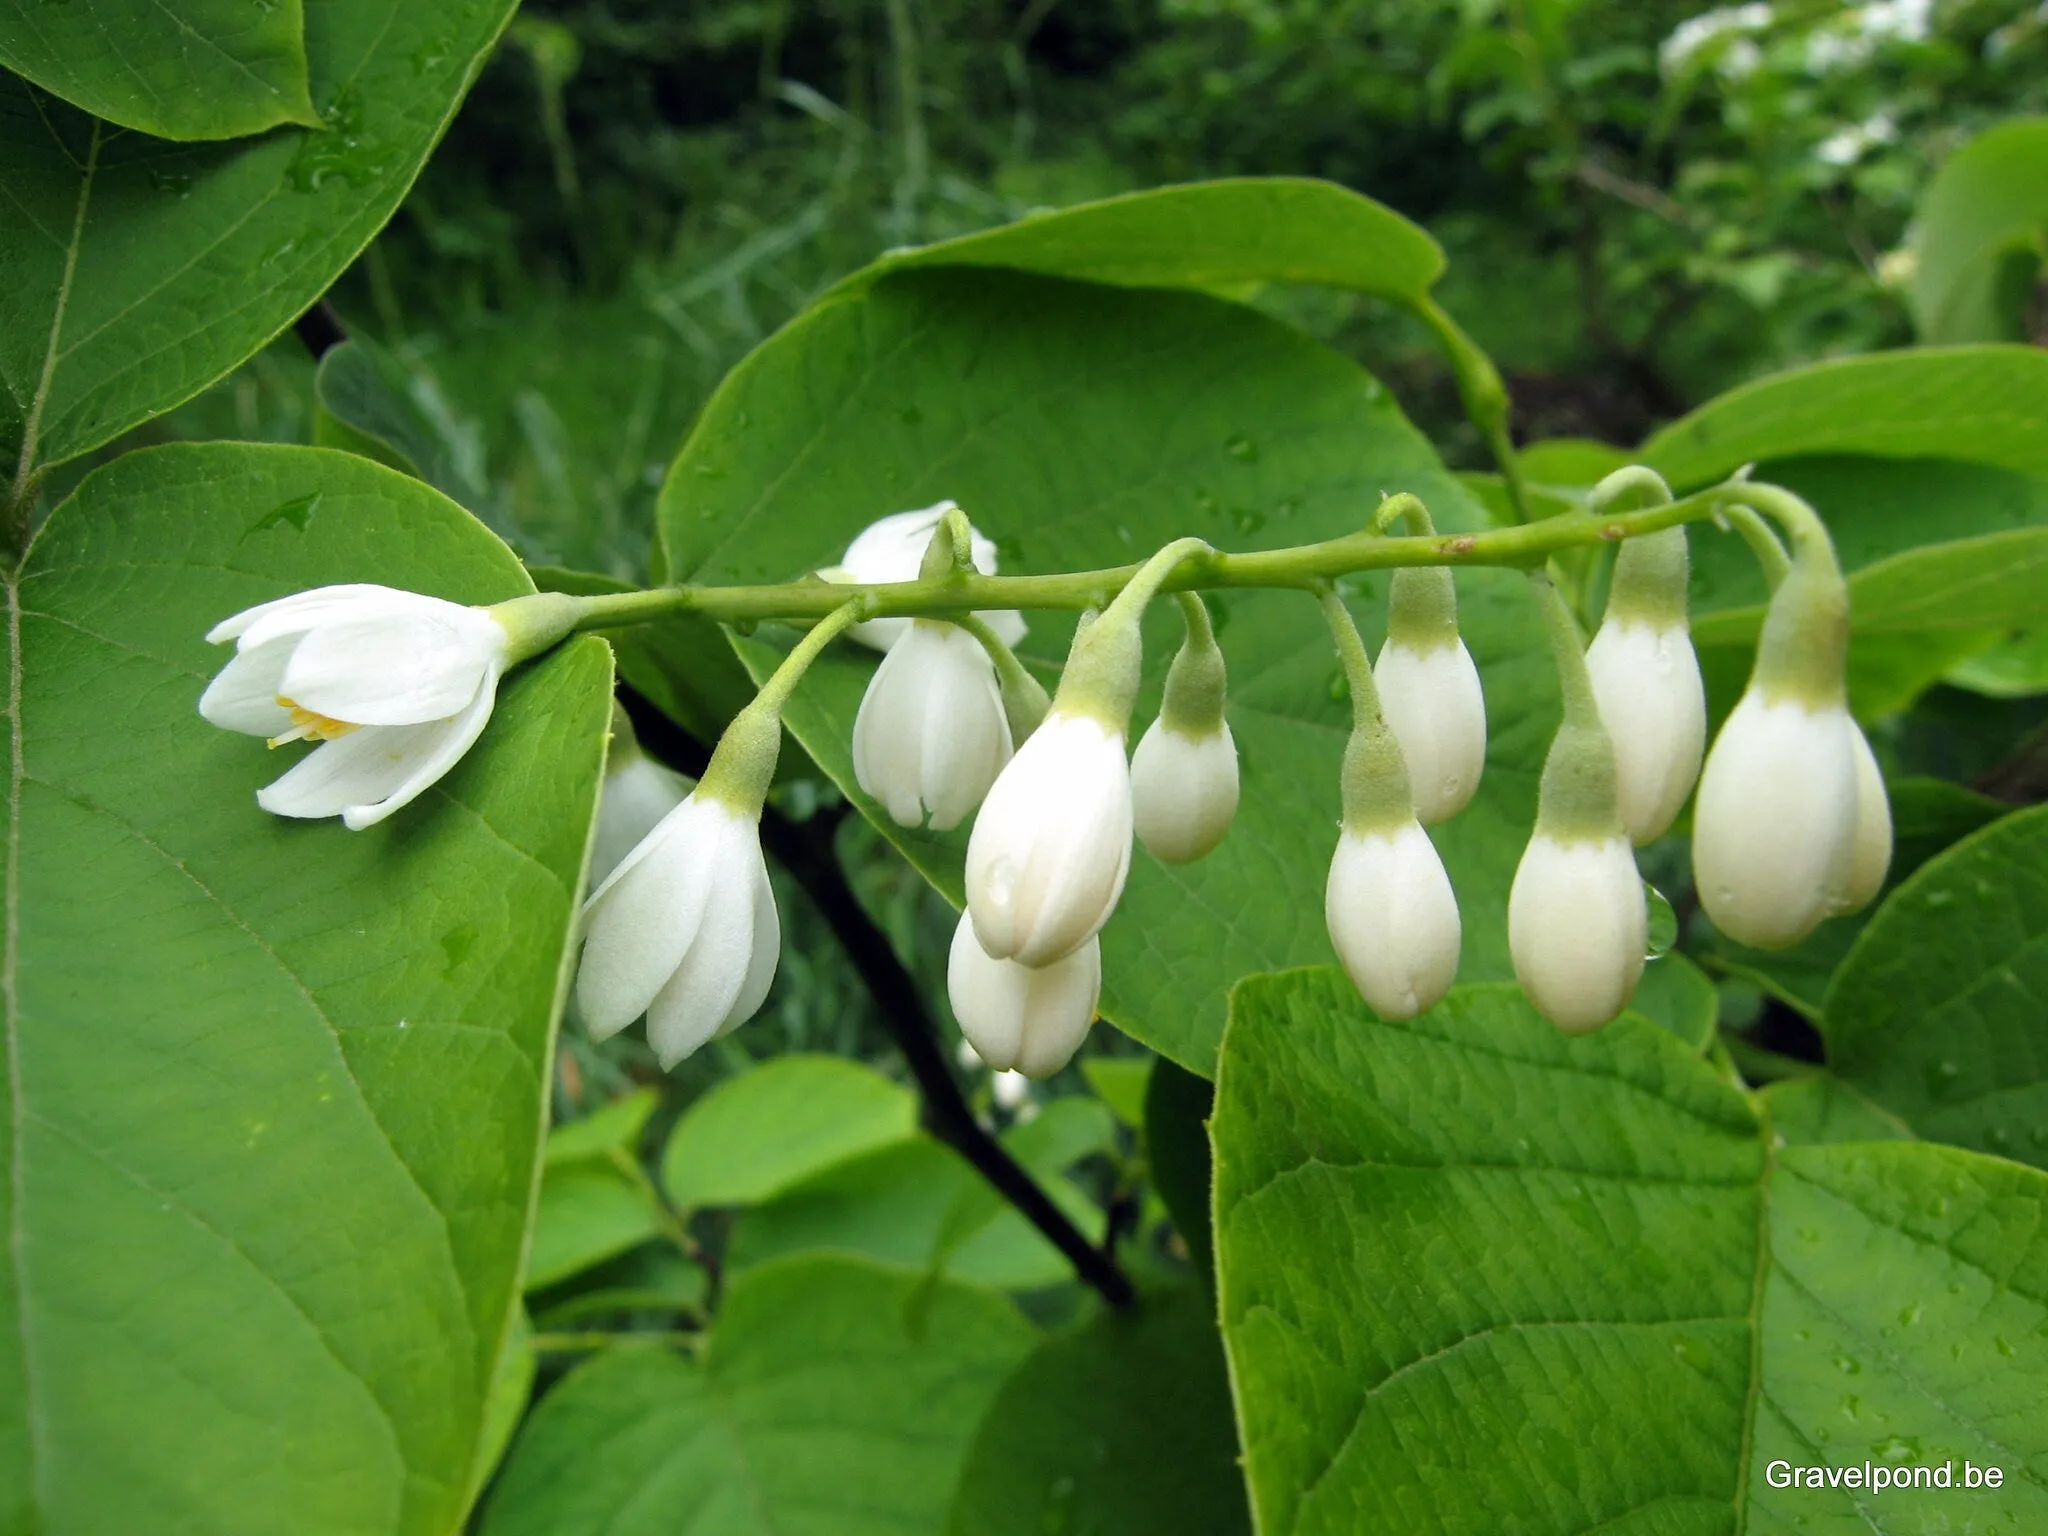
[1996,1335,2016,1357]
[1225,433,1259,464]
[1897,1302,1922,1329]
[1834,1354,1861,1375]
[1871,1435,1920,1464]
[1231,507,1266,536]
[1644,883,1677,957]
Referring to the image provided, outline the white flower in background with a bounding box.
[965,708,1133,967]
[589,753,693,886]
[1837,724,1893,915]
[1718,36,1763,77]
[575,793,779,1068]
[1858,0,1932,42]
[1585,619,1707,845]
[1374,637,1487,825]
[822,501,1027,652]
[1325,820,1461,1020]
[947,913,1101,1079]
[991,1069,1037,1116]
[1659,3,1773,74]
[1815,114,1897,167]
[1508,833,1647,1033]
[200,583,511,829]
[1691,692,1863,948]
[852,620,1013,830]
[1130,716,1239,863]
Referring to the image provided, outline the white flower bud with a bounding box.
[1837,723,1892,915]
[1585,618,1706,844]
[1130,719,1239,863]
[822,501,1027,652]
[991,1069,1035,1114]
[1692,692,1861,949]
[852,620,1013,830]
[965,709,1132,967]
[1508,833,1647,1032]
[1325,820,1461,1019]
[590,753,692,886]
[947,913,1101,1079]
[575,793,780,1068]
[1373,638,1487,825]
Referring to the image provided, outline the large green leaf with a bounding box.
[660,265,1544,1075]
[1212,975,2048,1534]
[1639,347,2048,489]
[1824,804,2048,1173]
[0,0,318,141]
[832,177,1443,304]
[482,1255,1038,1536]
[0,442,611,1535]
[0,0,517,484]
[949,1282,1251,1536]
[1912,117,2048,345]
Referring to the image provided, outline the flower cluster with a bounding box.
[195,471,1888,1075]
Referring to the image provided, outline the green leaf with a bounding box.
[663,266,1516,1075]
[544,1087,660,1167]
[1947,628,2048,700]
[0,0,518,482]
[833,177,1444,305]
[1762,1077,1912,1148]
[950,1282,1251,1536]
[482,1255,1039,1536]
[313,336,487,508]
[1912,117,2048,345]
[0,442,610,1535]
[465,1304,535,1513]
[660,1054,919,1211]
[1212,974,2048,1534]
[1640,347,2048,489]
[927,1097,1118,1279]
[726,1134,1104,1292]
[1145,1056,1217,1284]
[1824,803,2048,1172]
[1080,1055,1153,1129]
[1629,952,1718,1052]
[526,1161,665,1291]
[0,0,319,141]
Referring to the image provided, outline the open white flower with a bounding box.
[965,709,1133,967]
[1374,637,1487,825]
[1130,717,1239,863]
[947,913,1100,1079]
[823,501,1027,652]
[1325,820,1461,1020]
[199,583,511,829]
[1692,691,1862,949]
[1585,618,1707,844]
[575,792,779,1068]
[1508,833,1647,1032]
[853,620,1013,830]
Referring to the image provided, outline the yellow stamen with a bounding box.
[268,697,361,748]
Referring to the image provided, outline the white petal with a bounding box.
[1835,726,1893,914]
[575,797,727,1038]
[1325,821,1461,1019]
[947,915,1100,1078]
[917,630,1011,830]
[1586,620,1707,845]
[1131,720,1239,863]
[589,757,694,886]
[206,583,421,645]
[1011,939,1102,1079]
[853,634,938,825]
[833,503,1023,653]
[279,606,506,726]
[716,852,782,1040]
[646,827,764,1067]
[197,634,298,736]
[1508,833,1646,1032]
[340,668,501,829]
[1375,640,1488,825]
[253,674,497,828]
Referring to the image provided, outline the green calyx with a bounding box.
[1377,500,1460,653]
[488,591,582,666]
[1156,592,1228,737]
[1316,586,1413,835]
[1055,537,1211,732]
[1591,469,1688,630]
[1529,573,1623,843]
[1732,484,1850,708]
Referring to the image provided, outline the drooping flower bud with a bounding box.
[1508,575,1645,1032]
[1131,594,1238,863]
[1581,474,1706,845]
[1316,587,1462,1018]
[1374,559,1486,825]
[853,619,1013,830]
[1693,489,1889,947]
[964,539,1207,966]
[590,703,693,885]
[947,913,1101,1079]
[821,501,1026,652]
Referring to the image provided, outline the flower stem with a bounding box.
[956,612,1052,740]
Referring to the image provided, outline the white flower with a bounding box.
[575,793,779,1068]
[1585,618,1707,844]
[947,913,1100,1079]
[1837,724,1893,914]
[965,709,1132,967]
[1374,638,1487,825]
[1130,718,1239,863]
[199,583,511,829]
[1508,833,1647,1032]
[822,501,1027,652]
[992,1069,1036,1114]
[1659,3,1774,74]
[1692,691,1861,948]
[852,621,1013,830]
[1325,820,1461,1020]
[589,754,692,886]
